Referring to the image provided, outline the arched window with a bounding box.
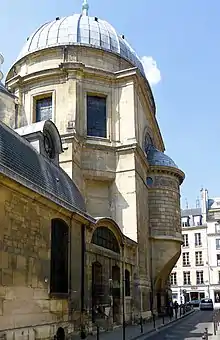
[92,227,120,254]
[50,219,69,296]
[125,269,130,296]
[144,132,153,154]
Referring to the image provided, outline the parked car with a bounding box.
[200,298,214,311]
[187,299,200,307]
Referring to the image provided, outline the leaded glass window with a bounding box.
[36,96,52,122]
[87,95,107,138]
[92,227,120,253]
[50,219,69,295]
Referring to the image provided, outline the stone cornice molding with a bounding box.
[149,165,185,185]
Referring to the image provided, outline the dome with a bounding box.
[16,6,145,76]
[147,145,178,169]
[0,120,86,213]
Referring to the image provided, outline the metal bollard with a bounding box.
[202,328,208,340]
[140,316,143,333]
[153,313,156,328]
[96,324,100,340]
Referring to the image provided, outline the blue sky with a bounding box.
[1,0,219,208]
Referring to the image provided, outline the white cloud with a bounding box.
[141,56,161,86]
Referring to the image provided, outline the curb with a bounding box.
[132,309,196,340]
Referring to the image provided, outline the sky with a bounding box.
[1,0,219,208]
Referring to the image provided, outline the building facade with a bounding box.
[0,1,184,339]
[171,189,220,306]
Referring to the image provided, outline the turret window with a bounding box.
[87,95,107,138]
[35,95,52,122]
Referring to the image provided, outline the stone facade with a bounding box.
[0,4,185,339]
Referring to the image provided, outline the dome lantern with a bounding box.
[82,0,89,16]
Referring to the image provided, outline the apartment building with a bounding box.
[171,188,220,305]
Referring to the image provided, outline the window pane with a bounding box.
[50,219,69,295]
[36,97,52,122]
[91,226,120,253]
[87,95,107,138]
[216,239,220,249]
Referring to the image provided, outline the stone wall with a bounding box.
[85,223,137,324]
[0,178,82,339]
[148,172,182,289]
[0,91,15,128]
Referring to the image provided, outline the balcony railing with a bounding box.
[196,262,204,266]
[183,263,191,267]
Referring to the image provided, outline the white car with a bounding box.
[200,298,214,311]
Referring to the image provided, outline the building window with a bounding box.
[35,95,52,122]
[91,227,120,253]
[195,233,202,246]
[196,271,204,284]
[183,252,190,266]
[170,272,177,285]
[182,217,190,227]
[195,251,203,266]
[50,219,69,296]
[217,254,220,266]
[216,224,220,234]
[87,95,107,138]
[216,239,220,250]
[183,234,189,247]
[218,271,220,283]
[183,271,190,285]
[125,269,130,296]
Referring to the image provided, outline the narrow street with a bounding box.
[146,310,215,340]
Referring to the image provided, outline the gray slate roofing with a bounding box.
[147,145,178,168]
[181,208,202,217]
[0,121,88,216]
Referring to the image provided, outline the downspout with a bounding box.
[68,213,74,323]
[81,223,86,312]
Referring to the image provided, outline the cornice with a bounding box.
[149,165,185,185]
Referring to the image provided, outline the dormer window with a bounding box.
[35,95,52,122]
[87,94,107,138]
[43,132,55,159]
[182,217,190,227]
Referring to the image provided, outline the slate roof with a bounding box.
[147,145,178,168]
[0,121,92,220]
[181,208,202,217]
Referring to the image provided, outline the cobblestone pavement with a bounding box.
[146,310,214,340]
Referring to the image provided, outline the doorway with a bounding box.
[112,265,120,323]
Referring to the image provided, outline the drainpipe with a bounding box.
[81,224,86,312]
[122,244,126,340]
[80,224,86,339]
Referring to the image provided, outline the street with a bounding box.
[146,310,214,340]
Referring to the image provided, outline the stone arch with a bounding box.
[93,217,124,247]
[43,120,63,156]
[142,126,155,152]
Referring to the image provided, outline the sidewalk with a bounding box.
[70,308,195,340]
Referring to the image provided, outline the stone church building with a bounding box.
[0,1,184,338]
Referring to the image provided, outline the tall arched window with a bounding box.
[125,269,130,296]
[50,219,69,295]
[91,227,120,253]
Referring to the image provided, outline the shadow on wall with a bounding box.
[110,182,129,235]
